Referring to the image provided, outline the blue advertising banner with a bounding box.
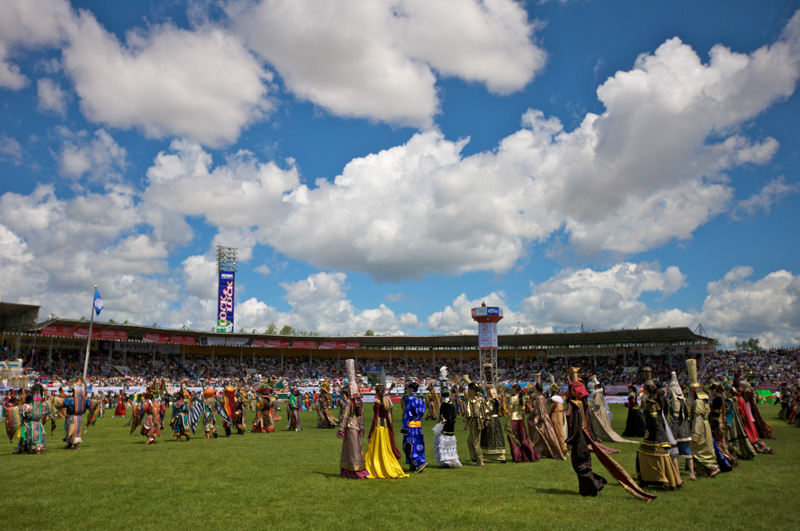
[217,270,235,332]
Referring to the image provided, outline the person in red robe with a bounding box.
[114,392,127,417]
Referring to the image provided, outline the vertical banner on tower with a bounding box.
[478,322,498,349]
[217,270,235,332]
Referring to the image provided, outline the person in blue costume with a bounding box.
[57,377,96,450]
[401,381,427,473]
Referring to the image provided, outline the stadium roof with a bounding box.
[0,302,41,332]
[31,318,712,350]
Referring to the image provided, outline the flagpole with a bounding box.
[82,285,97,381]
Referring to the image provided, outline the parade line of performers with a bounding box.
[5,358,791,501]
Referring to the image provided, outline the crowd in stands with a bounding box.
[7,342,798,391]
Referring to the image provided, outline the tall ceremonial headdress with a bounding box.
[345,359,360,398]
[567,367,580,384]
[642,367,654,386]
[668,371,684,401]
[686,358,708,399]
[566,367,588,399]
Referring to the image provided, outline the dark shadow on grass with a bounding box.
[532,487,582,496]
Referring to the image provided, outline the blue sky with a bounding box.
[1,0,799,347]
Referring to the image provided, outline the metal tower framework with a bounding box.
[472,304,503,388]
[216,246,238,272]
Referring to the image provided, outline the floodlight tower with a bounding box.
[216,246,238,333]
[471,303,503,387]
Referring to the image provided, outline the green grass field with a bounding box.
[1,403,797,530]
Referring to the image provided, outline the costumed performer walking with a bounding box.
[365,383,408,478]
[566,368,655,501]
[686,359,721,477]
[463,377,485,466]
[526,382,562,460]
[433,370,462,468]
[56,377,99,450]
[589,381,637,444]
[622,384,646,437]
[667,372,695,480]
[401,381,427,473]
[480,387,507,463]
[636,368,682,491]
[338,360,368,479]
[6,383,52,454]
[171,386,192,442]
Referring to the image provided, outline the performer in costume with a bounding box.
[622,383,646,437]
[401,380,427,473]
[424,380,436,420]
[338,360,368,479]
[565,370,606,496]
[507,382,539,462]
[737,380,775,454]
[667,372,695,481]
[366,384,409,477]
[433,381,462,468]
[288,387,302,431]
[221,384,239,436]
[636,368,682,490]
[251,384,276,433]
[114,391,127,417]
[131,379,166,445]
[590,382,636,444]
[7,383,51,454]
[201,388,219,439]
[686,359,721,477]
[480,387,507,463]
[724,386,756,460]
[709,383,738,467]
[464,378,486,466]
[58,377,97,450]
[170,386,192,441]
[526,383,562,460]
[547,380,569,456]
[317,381,337,428]
[744,385,774,440]
[567,368,655,501]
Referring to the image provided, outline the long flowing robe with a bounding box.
[725,396,756,460]
[747,393,775,439]
[401,393,427,468]
[547,396,569,456]
[622,391,646,437]
[480,397,506,462]
[710,394,738,467]
[667,391,692,457]
[526,394,563,460]
[590,389,636,444]
[636,397,682,490]
[114,394,126,417]
[366,395,408,478]
[338,398,368,479]
[738,395,774,453]
[565,398,607,496]
[505,393,538,462]
[690,398,718,471]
